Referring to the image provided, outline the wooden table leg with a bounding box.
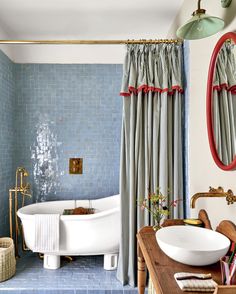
[137,242,146,294]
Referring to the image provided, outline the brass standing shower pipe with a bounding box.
[0,39,182,45]
[9,167,32,257]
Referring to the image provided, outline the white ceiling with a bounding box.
[0,0,184,39]
[0,0,185,63]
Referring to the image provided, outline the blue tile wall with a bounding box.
[0,57,123,235]
[0,50,15,236]
[14,64,123,202]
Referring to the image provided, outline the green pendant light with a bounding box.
[176,0,231,40]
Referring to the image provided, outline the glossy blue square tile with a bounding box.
[88,291,112,294]
[0,254,143,293]
[19,291,40,294]
[14,64,123,203]
[0,291,21,294]
[0,59,123,240]
[0,50,15,237]
[19,291,76,294]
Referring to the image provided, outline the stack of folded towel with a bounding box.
[174,272,217,292]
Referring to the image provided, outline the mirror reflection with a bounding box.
[212,40,236,166]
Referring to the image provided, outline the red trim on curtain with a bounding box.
[120,85,184,96]
[213,84,236,94]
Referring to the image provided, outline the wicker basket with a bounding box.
[0,238,16,282]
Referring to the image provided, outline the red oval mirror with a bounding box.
[206,32,236,170]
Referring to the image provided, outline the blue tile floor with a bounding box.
[0,254,143,294]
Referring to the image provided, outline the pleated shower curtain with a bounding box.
[213,43,236,165]
[117,43,184,286]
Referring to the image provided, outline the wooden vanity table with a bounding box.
[136,190,236,293]
[137,226,222,294]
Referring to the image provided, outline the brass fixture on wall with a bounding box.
[69,158,83,174]
[9,167,32,257]
[225,190,236,205]
[190,186,236,208]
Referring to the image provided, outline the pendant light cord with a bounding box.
[193,0,205,16]
[198,0,201,10]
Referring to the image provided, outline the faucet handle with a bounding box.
[21,183,32,198]
[226,190,236,205]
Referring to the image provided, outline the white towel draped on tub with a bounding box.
[34,214,60,252]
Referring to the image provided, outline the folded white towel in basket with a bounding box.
[174,272,217,292]
[34,214,60,252]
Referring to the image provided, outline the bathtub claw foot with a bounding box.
[44,254,60,269]
[104,254,118,270]
[38,253,44,259]
[63,255,75,263]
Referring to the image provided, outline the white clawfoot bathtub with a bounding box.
[17,194,120,270]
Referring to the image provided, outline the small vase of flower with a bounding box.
[139,188,181,231]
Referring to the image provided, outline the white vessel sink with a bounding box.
[156,225,230,266]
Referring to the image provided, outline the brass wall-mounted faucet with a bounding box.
[190,186,236,209]
[9,167,32,257]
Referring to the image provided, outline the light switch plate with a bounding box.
[69,158,83,174]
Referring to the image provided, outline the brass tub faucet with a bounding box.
[9,167,32,257]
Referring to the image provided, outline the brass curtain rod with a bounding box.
[0,39,182,45]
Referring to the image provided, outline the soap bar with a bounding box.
[183,219,203,226]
